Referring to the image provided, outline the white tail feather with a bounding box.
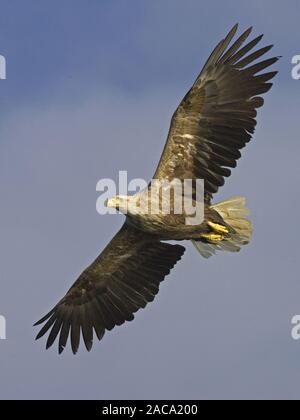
[192,196,252,259]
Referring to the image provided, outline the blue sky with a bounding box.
[0,0,300,400]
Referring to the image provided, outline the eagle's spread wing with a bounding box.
[35,224,185,354]
[153,24,278,202]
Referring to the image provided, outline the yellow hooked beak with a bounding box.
[105,196,121,209]
[105,195,128,212]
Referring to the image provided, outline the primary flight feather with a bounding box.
[35,24,278,354]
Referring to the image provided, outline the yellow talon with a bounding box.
[201,233,224,242]
[207,221,229,234]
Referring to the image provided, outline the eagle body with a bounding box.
[111,192,227,241]
[35,24,278,354]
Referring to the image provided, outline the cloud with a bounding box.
[1,1,300,399]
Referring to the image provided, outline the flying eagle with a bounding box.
[35,24,278,354]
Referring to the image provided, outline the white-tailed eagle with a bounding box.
[35,24,278,354]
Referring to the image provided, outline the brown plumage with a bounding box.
[35,225,184,354]
[153,24,278,203]
[35,24,278,353]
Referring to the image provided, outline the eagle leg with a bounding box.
[201,233,224,242]
[207,221,229,234]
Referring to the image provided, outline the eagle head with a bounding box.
[106,195,130,214]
